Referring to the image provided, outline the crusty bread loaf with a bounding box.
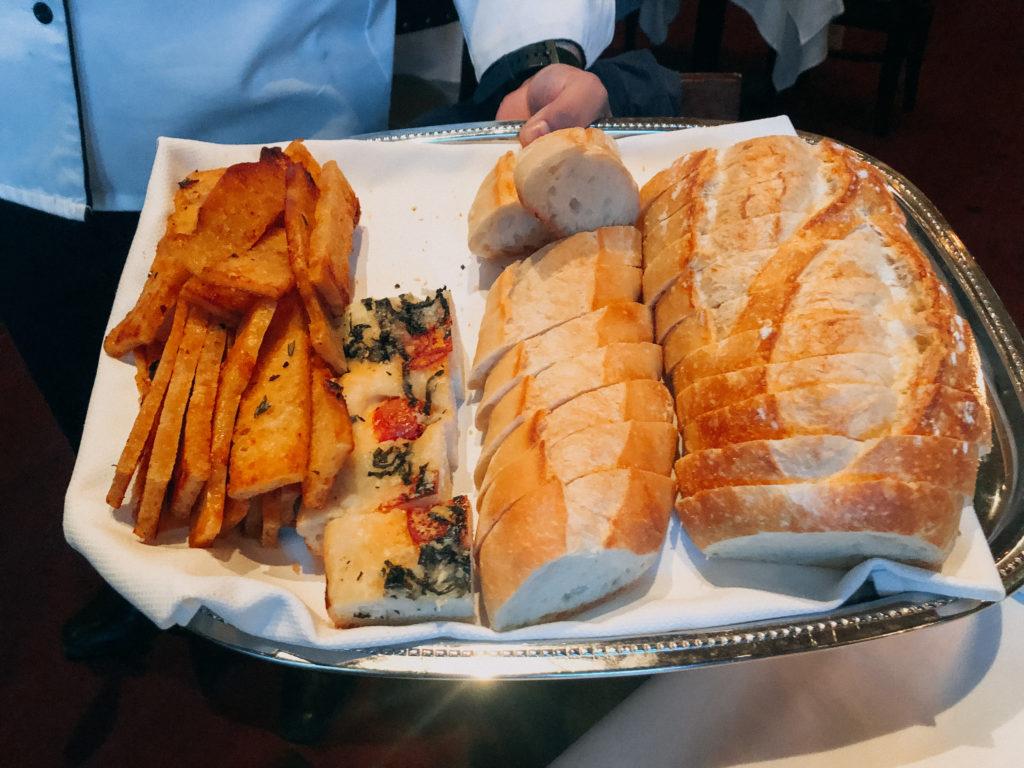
[639,134,990,569]
[468,151,551,259]
[476,302,652,428]
[480,342,663,467]
[676,479,965,568]
[514,127,640,238]
[476,420,678,548]
[470,227,642,387]
[675,435,982,498]
[479,469,675,631]
[476,379,675,490]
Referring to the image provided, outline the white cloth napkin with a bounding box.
[64,116,1005,652]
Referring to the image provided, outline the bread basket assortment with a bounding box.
[64,119,1024,676]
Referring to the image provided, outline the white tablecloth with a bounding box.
[638,0,844,89]
[554,593,1024,767]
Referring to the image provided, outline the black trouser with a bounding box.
[0,200,140,450]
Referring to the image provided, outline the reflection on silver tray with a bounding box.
[188,119,1024,679]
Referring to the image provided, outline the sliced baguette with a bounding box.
[479,469,675,631]
[468,151,551,259]
[676,479,965,569]
[514,127,640,238]
[675,435,982,498]
[477,421,678,548]
[470,226,642,387]
[476,302,652,428]
[477,379,675,490]
[480,342,663,469]
[324,496,473,627]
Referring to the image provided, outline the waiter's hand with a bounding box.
[496,64,611,146]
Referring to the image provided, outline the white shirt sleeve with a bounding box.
[453,0,615,77]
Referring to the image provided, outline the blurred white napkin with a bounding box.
[64,116,1005,651]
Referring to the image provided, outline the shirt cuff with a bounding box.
[454,0,615,77]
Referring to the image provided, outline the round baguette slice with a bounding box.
[479,468,675,631]
[677,478,965,569]
[476,420,678,549]
[468,151,550,259]
[477,378,675,490]
[675,435,982,498]
[514,127,640,238]
[476,301,652,429]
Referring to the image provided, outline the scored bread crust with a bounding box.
[675,435,981,498]
[673,353,895,421]
[476,420,678,550]
[638,134,990,569]
[681,382,989,451]
[477,379,675,490]
[470,226,642,387]
[676,478,964,568]
[468,151,551,260]
[479,468,675,630]
[514,127,640,239]
[641,136,834,306]
[480,342,664,470]
[476,301,652,429]
[638,148,717,221]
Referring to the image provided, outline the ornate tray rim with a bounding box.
[188,118,1024,679]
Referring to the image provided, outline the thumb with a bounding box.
[519,69,609,145]
[519,117,552,146]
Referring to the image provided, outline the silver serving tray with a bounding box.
[189,119,1024,679]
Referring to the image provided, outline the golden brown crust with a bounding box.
[639,136,989,568]
[604,469,676,553]
[676,479,963,562]
[478,469,675,628]
[639,149,718,232]
[675,435,981,497]
[479,480,567,625]
[476,379,675,490]
[673,353,895,421]
[467,151,550,260]
[478,301,653,428]
[480,342,663,464]
[476,421,677,548]
[681,382,989,450]
[470,228,642,386]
